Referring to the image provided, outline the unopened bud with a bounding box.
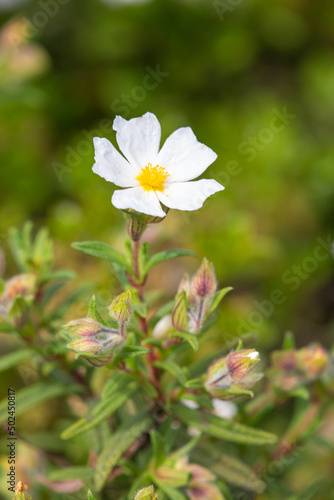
[152,314,173,339]
[2,273,36,302]
[155,466,190,487]
[191,258,216,299]
[135,485,158,500]
[15,481,29,494]
[188,482,224,500]
[172,290,189,332]
[297,344,328,378]
[108,290,132,323]
[64,318,125,366]
[64,318,104,338]
[128,214,147,242]
[205,349,262,400]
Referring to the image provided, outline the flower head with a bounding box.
[205,349,262,400]
[93,112,224,218]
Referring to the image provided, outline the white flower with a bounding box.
[92,112,224,218]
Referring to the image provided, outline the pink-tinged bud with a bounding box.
[155,466,190,488]
[135,485,158,500]
[182,464,215,484]
[172,290,189,332]
[64,318,125,366]
[188,482,224,500]
[297,344,328,379]
[227,349,260,382]
[270,344,329,392]
[108,290,132,323]
[205,349,262,400]
[191,258,216,299]
[64,318,104,338]
[2,273,36,302]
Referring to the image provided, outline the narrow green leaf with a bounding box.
[211,452,265,493]
[185,377,204,389]
[0,323,16,333]
[94,413,152,491]
[47,466,94,484]
[113,346,150,366]
[61,382,137,440]
[0,349,32,373]
[205,287,233,319]
[87,295,107,325]
[87,490,97,500]
[174,406,277,446]
[156,483,187,500]
[154,360,187,385]
[283,331,296,350]
[0,383,82,424]
[172,331,198,351]
[144,249,196,275]
[72,241,131,272]
[169,435,202,462]
[151,430,167,468]
[39,269,76,284]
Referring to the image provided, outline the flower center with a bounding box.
[136,163,169,192]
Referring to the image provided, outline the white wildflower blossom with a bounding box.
[93,112,224,217]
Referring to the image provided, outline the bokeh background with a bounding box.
[1,0,334,498]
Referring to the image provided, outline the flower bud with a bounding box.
[128,213,147,242]
[270,343,329,391]
[178,462,224,500]
[155,466,190,487]
[64,318,105,338]
[152,314,173,339]
[191,258,216,299]
[205,349,262,400]
[108,290,132,323]
[171,290,189,332]
[135,485,158,500]
[188,482,224,500]
[2,273,36,302]
[64,318,125,366]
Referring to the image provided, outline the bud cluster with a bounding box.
[64,291,132,367]
[134,485,158,500]
[0,273,37,328]
[172,258,227,334]
[205,348,262,400]
[177,460,224,500]
[269,343,329,392]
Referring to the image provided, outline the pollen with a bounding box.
[136,163,169,192]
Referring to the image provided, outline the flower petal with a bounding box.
[112,187,166,218]
[113,112,161,168]
[157,179,224,211]
[92,137,137,187]
[156,127,217,182]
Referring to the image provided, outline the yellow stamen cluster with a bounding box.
[136,163,169,192]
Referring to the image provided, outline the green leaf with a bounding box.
[289,387,310,400]
[0,322,16,333]
[283,331,296,350]
[0,383,83,424]
[72,241,131,273]
[61,381,137,440]
[87,490,97,500]
[156,483,187,500]
[185,377,204,389]
[211,452,265,493]
[174,406,277,446]
[39,269,76,284]
[169,435,201,462]
[151,430,167,468]
[154,360,187,385]
[205,287,233,319]
[0,349,32,373]
[94,412,152,491]
[172,331,198,351]
[143,249,196,275]
[112,345,150,366]
[87,295,107,325]
[47,466,94,484]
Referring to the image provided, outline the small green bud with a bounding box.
[108,290,132,323]
[134,485,158,500]
[191,258,216,299]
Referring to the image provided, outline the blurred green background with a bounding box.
[0,0,334,496]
